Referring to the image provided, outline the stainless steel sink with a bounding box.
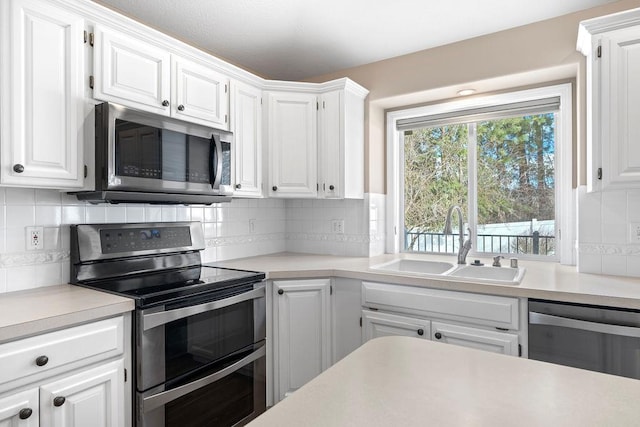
[448,265,526,284]
[371,259,456,275]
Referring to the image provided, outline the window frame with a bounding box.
[385,83,574,264]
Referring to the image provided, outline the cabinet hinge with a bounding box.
[84,165,88,178]
[316,183,319,191]
[225,114,228,123]
[316,102,319,110]
[124,368,127,382]
[596,45,602,58]
[330,285,333,295]
[323,101,326,109]
[518,344,522,357]
[83,30,87,44]
[597,167,602,180]
[225,84,228,93]
[89,75,94,89]
[359,317,362,327]
[89,32,94,47]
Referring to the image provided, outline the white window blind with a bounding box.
[396,96,561,131]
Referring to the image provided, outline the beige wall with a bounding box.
[308,0,640,194]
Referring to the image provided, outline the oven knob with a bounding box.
[35,355,49,366]
[53,396,66,407]
[278,289,284,295]
[162,100,170,107]
[434,332,442,339]
[178,104,185,111]
[19,408,33,420]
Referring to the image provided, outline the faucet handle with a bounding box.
[492,255,504,267]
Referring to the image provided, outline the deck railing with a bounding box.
[405,230,555,255]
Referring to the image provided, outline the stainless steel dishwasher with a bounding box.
[528,299,640,380]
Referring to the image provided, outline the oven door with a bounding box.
[138,341,266,427]
[137,281,266,391]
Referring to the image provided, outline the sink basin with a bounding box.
[448,265,526,284]
[372,259,456,275]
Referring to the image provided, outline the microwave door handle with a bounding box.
[142,342,266,412]
[529,312,640,338]
[209,135,223,189]
[142,285,265,330]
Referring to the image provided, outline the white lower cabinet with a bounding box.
[361,281,522,356]
[0,315,130,427]
[431,321,519,356]
[0,388,39,427]
[272,279,331,402]
[40,359,124,427]
[362,310,430,341]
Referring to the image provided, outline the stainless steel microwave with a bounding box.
[74,102,233,204]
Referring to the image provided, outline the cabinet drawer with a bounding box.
[0,316,123,386]
[362,281,519,330]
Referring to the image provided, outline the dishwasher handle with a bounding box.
[529,311,640,338]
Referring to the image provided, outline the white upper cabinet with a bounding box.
[578,8,640,191]
[318,85,366,199]
[172,56,229,128]
[231,81,263,197]
[0,0,85,189]
[93,25,229,130]
[267,92,318,198]
[265,79,368,199]
[93,24,171,115]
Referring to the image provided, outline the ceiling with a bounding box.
[92,0,616,81]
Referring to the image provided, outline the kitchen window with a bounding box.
[386,84,574,264]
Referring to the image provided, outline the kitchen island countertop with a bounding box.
[248,336,640,426]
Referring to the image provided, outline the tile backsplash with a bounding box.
[0,188,385,293]
[577,186,640,277]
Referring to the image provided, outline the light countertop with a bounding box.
[214,252,640,309]
[248,336,640,427]
[0,284,134,343]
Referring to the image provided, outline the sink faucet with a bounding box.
[443,205,472,264]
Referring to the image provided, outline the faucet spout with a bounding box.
[443,206,472,264]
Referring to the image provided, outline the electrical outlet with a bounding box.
[249,219,256,234]
[630,223,640,243]
[26,226,44,250]
[332,220,345,234]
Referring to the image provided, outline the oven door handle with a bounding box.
[529,311,640,338]
[142,342,266,413]
[143,285,265,330]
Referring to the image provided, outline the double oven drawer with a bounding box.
[136,281,266,427]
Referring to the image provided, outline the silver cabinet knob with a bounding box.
[13,164,24,173]
[162,100,170,107]
[177,104,185,111]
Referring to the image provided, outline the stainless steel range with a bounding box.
[70,222,266,427]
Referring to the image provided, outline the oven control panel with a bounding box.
[100,226,192,253]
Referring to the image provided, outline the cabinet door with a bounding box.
[0,0,84,188]
[431,321,519,356]
[273,279,330,401]
[361,309,430,343]
[40,359,125,427]
[318,90,342,198]
[93,24,170,115]
[267,92,317,198]
[0,389,39,427]
[172,56,229,129]
[231,81,263,197]
[599,27,640,189]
